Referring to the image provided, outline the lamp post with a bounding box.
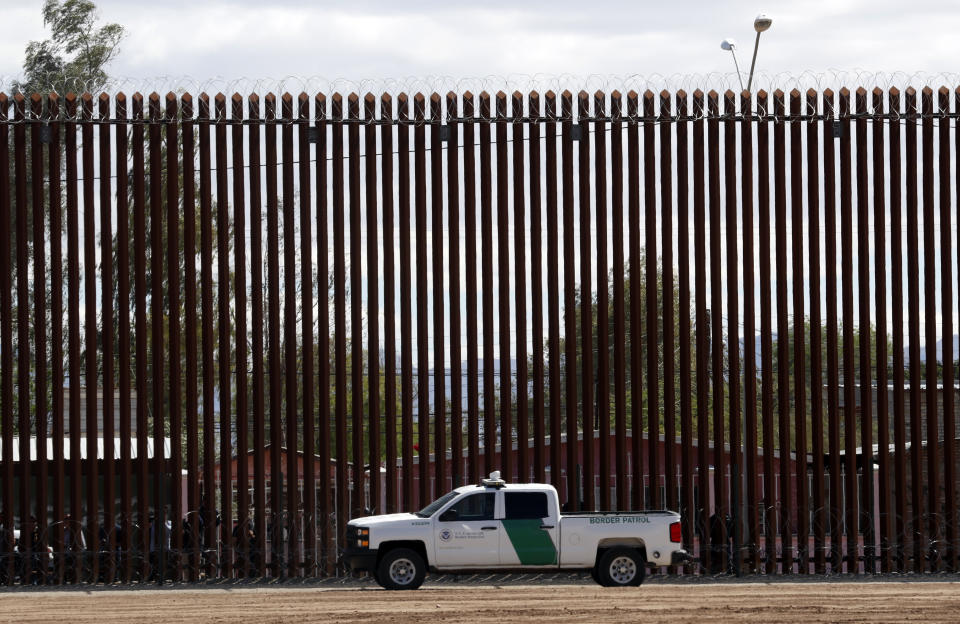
[721,13,773,93]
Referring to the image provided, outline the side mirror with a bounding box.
[439,509,458,522]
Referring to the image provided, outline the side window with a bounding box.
[445,493,495,521]
[505,492,549,520]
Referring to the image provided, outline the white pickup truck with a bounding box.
[343,472,688,590]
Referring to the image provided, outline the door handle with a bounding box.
[540,525,555,530]
[481,526,497,531]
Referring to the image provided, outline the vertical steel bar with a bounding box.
[181,93,198,582]
[611,91,627,510]
[921,87,939,573]
[463,93,479,484]
[496,92,513,484]
[149,92,165,583]
[447,92,462,488]
[790,89,808,574]
[662,91,677,519]
[31,94,50,582]
[299,93,313,576]
[215,93,233,579]
[480,92,495,479]
[413,94,428,505]
[133,92,150,581]
[562,90,579,510]
[823,90,843,573]
[232,93,249,578]
[529,92,545,485]
[594,91,609,509]
[906,87,924,572]
[13,94,32,584]
[165,92,182,580]
[840,87,860,573]
[627,91,642,512]
[856,88,875,573]
[82,93,99,583]
[872,87,891,575]
[757,90,777,575]
[315,93,330,572]
[946,86,959,572]
[888,88,907,573]
[741,89,760,573]
[545,92,561,495]
[349,92,366,517]
[577,91,594,510]
[282,93,299,577]
[644,91,660,513]
[49,92,66,584]
[937,85,955,572]
[430,94,445,496]
[708,91,726,573]
[513,91,529,485]
[249,94,268,577]
[97,93,113,582]
[365,93,381,508]
[397,94,414,509]
[265,92,283,576]
[677,91,694,556]
[806,89,825,575]
[0,93,11,585]
[198,94,215,578]
[693,89,710,571]
[773,90,793,575]
[724,90,740,573]
[383,94,398,509]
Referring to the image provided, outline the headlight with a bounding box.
[357,527,369,548]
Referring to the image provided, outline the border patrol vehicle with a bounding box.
[343,472,689,590]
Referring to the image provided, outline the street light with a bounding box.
[721,13,773,93]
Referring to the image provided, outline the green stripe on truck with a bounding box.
[501,519,558,565]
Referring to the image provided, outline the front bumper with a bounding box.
[671,549,692,565]
[342,547,378,572]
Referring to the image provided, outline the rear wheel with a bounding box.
[376,548,426,590]
[596,547,645,587]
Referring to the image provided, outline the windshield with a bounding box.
[415,491,459,518]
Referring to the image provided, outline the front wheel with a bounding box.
[596,548,645,587]
[376,548,426,590]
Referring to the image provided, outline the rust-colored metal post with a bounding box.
[299,92,315,577]
[49,92,66,584]
[577,91,594,510]
[282,93,299,577]
[806,88,825,575]
[331,93,349,558]
[513,91,529,486]
[463,92,480,485]
[562,90,579,511]
[0,93,12,585]
[100,92,115,583]
[677,90,694,560]
[594,91,609,509]
[789,89,808,574]
[610,91,627,511]
[723,90,740,574]
[773,90,793,574]
[644,91,660,513]
[397,93,414,510]
[545,91,562,496]
[133,92,150,582]
[265,92,283,576]
[84,92,99,583]
[413,93,428,506]
[626,90,641,512]
[182,93,199,582]
[165,92,182,581]
[496,92,513,484]
[529,91,546,486]
[430,94,445,496]
[693,89,710,572]
[248,94,267,576]
[447,92,462,488]
[480,92,495,479]
[661,90,677,518]
[232,93,249,579]
[382,94,398,508]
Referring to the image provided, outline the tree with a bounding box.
[16,0,124,96]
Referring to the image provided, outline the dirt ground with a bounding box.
[1,579,959,623]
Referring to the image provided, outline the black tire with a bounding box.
[596,547,645,587]
[376,548,426,590]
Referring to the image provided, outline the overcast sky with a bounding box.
[1,0,958,90]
